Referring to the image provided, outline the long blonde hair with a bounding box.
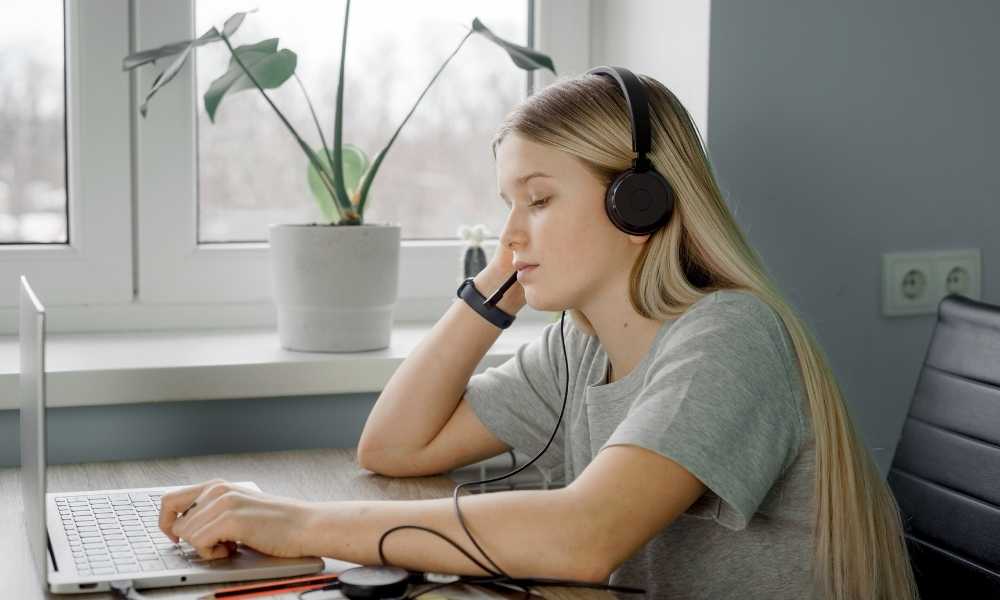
[490,72,918,599]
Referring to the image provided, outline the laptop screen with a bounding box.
[19,275,48,583]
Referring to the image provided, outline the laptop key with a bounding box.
[92,567,117,575]
[140,560,165,571]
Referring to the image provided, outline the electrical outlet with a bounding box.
[930,249,981,301]
[883,252,936,316]
[883,249,982,317]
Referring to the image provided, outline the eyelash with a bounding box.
[503,196,551,211]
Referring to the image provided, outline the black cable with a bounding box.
[448,310,570,576]
[377,525,500,577]
[377,307,646,596]
[378,310,624,579]
[377,310,569,576]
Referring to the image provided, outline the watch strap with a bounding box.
[457,277,516,329]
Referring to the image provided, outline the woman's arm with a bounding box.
[162,446,706,585]
[302,486,605,582]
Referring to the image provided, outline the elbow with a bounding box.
[355,444,424,478]
[356,443,392,475]
[355,444,377,473]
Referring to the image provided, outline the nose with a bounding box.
[498,211,528,251]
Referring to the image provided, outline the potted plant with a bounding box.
[123,2,556,351]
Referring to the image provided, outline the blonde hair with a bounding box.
[490,73,919,600]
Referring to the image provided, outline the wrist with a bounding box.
[296,500,332,557]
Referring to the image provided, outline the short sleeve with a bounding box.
[464,319,572,473]
[600,295,805,531]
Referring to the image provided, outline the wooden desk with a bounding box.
[0,448,612,600]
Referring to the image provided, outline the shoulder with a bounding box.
[655,289,800,393]
[668,289,784,342]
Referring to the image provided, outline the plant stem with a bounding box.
[357,27,474,216]
[293,73,335,180]
[219,34,353,223]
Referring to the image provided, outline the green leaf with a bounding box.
[203,38,297,122]
[471,18,557,74]
[328,0,355,220]
[307,144,369,223]
[123,10,254,117]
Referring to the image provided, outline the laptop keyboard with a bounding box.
[56,492,205,577]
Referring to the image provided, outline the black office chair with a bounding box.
[888,293,1000,598]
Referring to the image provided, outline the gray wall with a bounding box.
[0,394,377,468]
[703,0,998,474]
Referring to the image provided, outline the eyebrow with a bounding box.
[498,171,554,202]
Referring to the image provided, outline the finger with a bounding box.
[173,490,245,546]
[186,510,240,560]
[159,478,226,542]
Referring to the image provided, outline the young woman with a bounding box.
[158,71,919,599]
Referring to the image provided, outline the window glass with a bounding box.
[195,0,526,242]
[0,1,68,244]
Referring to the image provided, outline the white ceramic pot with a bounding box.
[268,222,401,352]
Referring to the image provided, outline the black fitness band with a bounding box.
[456,271,519,329]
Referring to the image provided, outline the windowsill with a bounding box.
[0,317,553,411]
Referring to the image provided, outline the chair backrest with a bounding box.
[888,293,1000,598]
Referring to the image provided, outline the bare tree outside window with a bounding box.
[195,0,526,243]
[0,1,67,244]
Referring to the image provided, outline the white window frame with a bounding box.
[0,0,588,334]
[0,1,133,326]
[131,0,591,323]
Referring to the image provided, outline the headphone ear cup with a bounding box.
[604,169,675,236]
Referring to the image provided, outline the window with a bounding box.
[2,0,588,332]
[0,1,132,317]
[134,0,578,317]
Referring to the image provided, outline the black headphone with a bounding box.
[586,66,676,237]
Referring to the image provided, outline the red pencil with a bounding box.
[206,573,340,599]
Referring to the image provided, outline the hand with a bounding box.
[474,244,525,314]
[158,478,315,560]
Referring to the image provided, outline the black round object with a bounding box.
[605,168,674,236]
[338,566,411,600]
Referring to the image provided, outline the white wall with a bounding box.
[589,0,711,138]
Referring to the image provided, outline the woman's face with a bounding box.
[495,132,645,312]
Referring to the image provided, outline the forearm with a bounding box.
[301,487,606,583]
[358,266,525,461]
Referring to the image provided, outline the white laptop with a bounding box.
[18,275,325,594]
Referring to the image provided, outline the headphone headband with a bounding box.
[585,66,652,171]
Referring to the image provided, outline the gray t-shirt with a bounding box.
[465,289,816,599]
